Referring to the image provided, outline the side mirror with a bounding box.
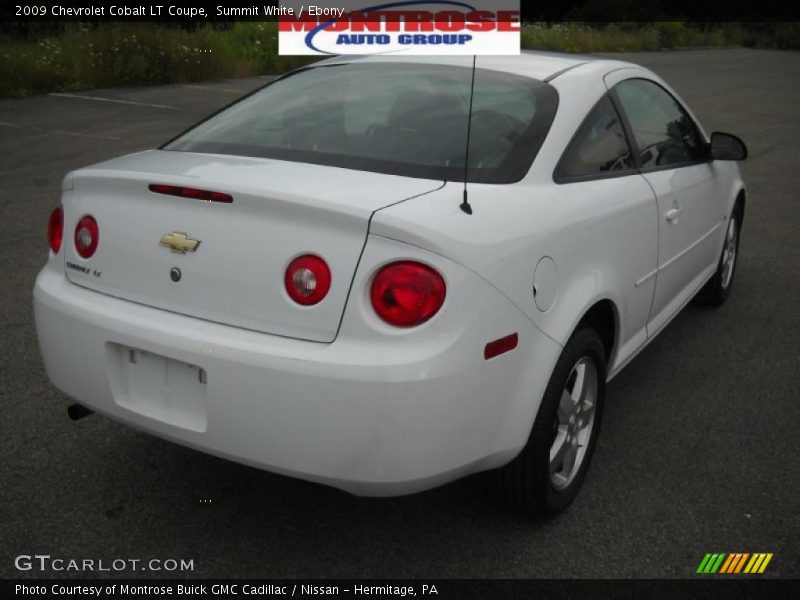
[710,132,748,161]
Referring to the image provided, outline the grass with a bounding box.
[0,22,797,97]
[0,22,317,97]
[522,22,800,53]
[523,22,718,53]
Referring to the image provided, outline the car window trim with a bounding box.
[610,77,711,174]
[606,89,641,170]
[553,92,639,185]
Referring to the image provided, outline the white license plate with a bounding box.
[110,344,208,433]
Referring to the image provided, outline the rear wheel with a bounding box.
[495,327,606,516]
[697,206,741,305]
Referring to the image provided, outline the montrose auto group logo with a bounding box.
[278,0,520,55]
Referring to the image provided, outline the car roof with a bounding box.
[316,51,638,83]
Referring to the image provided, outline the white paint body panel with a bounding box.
[62,151,443,342]
[36,238,560,495]
[34,53,745,495]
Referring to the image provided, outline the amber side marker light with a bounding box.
[484,333,519,360]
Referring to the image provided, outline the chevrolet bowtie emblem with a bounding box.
[160,232,201,254]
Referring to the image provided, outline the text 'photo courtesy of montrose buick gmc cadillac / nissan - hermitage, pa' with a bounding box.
[34,52,747,515]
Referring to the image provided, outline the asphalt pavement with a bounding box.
[1,48,798,579]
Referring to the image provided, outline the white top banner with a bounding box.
[278,1,521,55]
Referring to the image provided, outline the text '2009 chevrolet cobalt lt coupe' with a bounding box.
[35,53,747,514]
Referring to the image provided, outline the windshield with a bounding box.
[164,62,559,183]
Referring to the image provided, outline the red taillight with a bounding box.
[74,215,99,259]
[285,255,331,306]
[149,183,233,203]
[48,206,63,254]
[370,261,446,327]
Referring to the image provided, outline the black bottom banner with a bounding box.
[3,579,798,600]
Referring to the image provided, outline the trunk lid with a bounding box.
[64,150,442,342]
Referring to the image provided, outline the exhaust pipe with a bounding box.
[67,403,94,421]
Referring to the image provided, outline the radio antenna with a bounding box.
[460,55,476,215]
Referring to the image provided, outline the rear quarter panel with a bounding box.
[371,62,660,373]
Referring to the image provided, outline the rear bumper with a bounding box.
[34,255,561,496]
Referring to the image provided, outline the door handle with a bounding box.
[665,206,682,223]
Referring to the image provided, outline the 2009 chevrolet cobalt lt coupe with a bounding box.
[34,52,747,514]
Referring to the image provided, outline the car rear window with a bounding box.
[164,62,559,184]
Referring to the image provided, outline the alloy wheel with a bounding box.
[721,216,738,289]
[550,357,598,490]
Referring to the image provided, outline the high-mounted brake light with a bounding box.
[370,261,446,327]
[149,184,233,203]
[74,215,99,259]
[48,206,63,254]
[285,255,331,306]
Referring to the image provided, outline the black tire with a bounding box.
[696,204,742,306]
[495,327,606,516]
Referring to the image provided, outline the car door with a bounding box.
[610,76,722,335]
[554,93,658,370]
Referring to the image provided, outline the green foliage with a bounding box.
[655,22,687,48]
[521,22,799,53]
[521,23,660,53]
[739,22,800,49]
[0,22,797,97]
[0,23,318,97]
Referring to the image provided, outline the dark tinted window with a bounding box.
[615,79,706,169]
[556,96,634,180]
[164,63,559,183]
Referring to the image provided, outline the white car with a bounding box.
[34,52,747,514]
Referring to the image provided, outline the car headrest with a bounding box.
[388,91,467,131]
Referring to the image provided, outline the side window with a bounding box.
[614,79,706,169]
[556,96,634,180]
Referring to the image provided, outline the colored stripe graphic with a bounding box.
[719,553,739,573]
[733,553,750,573]
[710,553,726,573]
[698,552,772,574]
[744,553,774,574]
[697,553,727,573]
[719,553,736,574]
[719,553,750,574]
[696,553,712,574]
[744,554,761,573]
[758,554,773,573]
